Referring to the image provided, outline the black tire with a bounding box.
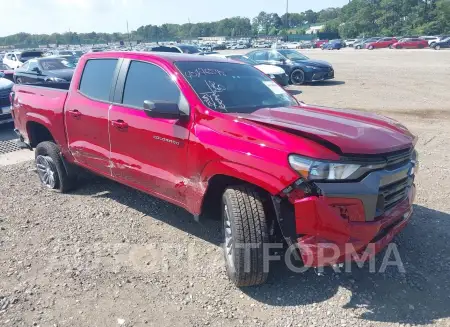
[435,45,441,50]
[430,42,436,48]
[355,45,361,50]
[290,69,305,85]
[396,45,402,49]
[35,141,77,193]
[368,45,374,50]
[222,185,269,287]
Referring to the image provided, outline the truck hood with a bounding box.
[233,105,415,155]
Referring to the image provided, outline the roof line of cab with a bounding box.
[82,51,238,63]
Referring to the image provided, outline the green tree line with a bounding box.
[1,0,449,47]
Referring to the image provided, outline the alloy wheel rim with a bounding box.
[292,71,304,84]
[223,204,234,270]
[36,155,56,188]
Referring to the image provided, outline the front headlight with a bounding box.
[305,65,319,70]
[288,155,385,181]
[269,74,276,78]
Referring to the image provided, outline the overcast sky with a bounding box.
[1,0,348,36]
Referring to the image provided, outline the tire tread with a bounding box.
[223,185,268,287]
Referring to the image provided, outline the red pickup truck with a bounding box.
[11,51,418,286]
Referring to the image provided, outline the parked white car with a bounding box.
[232,44,247,50]
[284,42,301,49]
[3,52,22,69]
[420,36,440,47]
[345,39,357,47]
[3,50,44,69]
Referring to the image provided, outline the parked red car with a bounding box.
[0,63,14,82]
[313,39,328,48]
[392,38,429,49]
[11,52,418,286]
[365,37,398,49]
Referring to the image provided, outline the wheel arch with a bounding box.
[26,119,55,148]
[195,160,289,217]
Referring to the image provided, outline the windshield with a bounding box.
[179,45,200,54]
[226,55,257,66]
[40,59,70,70]
[175,61,297,114]
[277,50,309,61]
[0,64,10,70]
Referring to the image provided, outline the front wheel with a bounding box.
[35,141,77,192]
[368,45,374,50]
[435,45,441,50]
[290,69,305,85]
[396,45,402,49]
[222,185,269,287]
[355,45,361,50]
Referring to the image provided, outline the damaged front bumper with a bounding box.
[293,186,415,267]
[273,156,416,267]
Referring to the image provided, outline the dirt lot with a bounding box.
[1,49,450,327]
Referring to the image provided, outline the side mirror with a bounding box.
[143,100,180,119]
[32,67,41,74]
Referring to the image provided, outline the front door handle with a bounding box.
[68,109,81,118]
[111,120,128,130]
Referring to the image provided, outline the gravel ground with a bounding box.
[1,49,450,327]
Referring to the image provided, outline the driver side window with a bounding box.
[122,61,180,109]
[21,62,30,71]
[28,61,38,72]
[268,51,284,61]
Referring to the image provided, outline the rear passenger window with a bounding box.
[122,61,180,108]
[79,59,118,101]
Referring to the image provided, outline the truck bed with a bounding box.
[12,83,69,148]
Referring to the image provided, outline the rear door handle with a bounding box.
[111,120,128,130]
[68,109,81,118]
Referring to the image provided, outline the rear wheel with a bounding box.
[435,45,441,50]
[290,69,305,85]
[355,45,361,50]
[222,185,269,287]
[35,141,77,193]
[368,45,374,50]
[418,44,424,49]
[396,45,402,49]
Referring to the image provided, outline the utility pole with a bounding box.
[285,0,289,29]
[127,20,132,50]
